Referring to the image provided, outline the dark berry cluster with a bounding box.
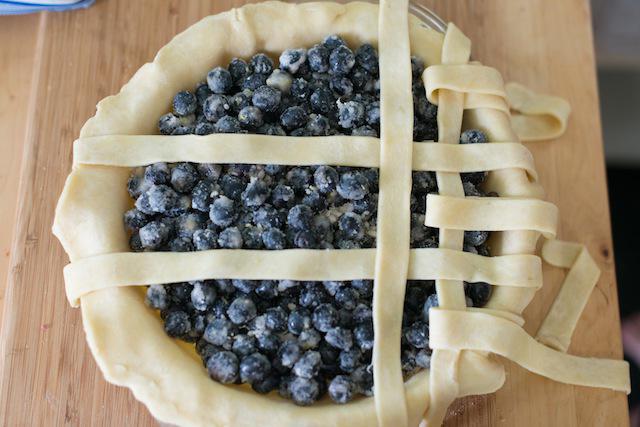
[157,34,436,140]
[146,278,491,405]
[125,34,495,406]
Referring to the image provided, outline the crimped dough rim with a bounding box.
[52,2,541,426]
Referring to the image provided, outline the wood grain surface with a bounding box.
[0,1,629,426]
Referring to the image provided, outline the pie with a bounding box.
[52,1,630,426]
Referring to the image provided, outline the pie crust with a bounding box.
[52,1,629,426]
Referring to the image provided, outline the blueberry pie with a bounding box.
[53,1,629,426]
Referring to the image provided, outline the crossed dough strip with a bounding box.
[74,135,538,180]
[63,249,543,307]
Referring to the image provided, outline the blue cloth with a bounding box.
[0,0,94,15]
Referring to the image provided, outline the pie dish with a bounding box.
[52,1,630,426]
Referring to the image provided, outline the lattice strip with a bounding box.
[371,0,413,424]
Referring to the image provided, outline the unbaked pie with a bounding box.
[53,1,630,426]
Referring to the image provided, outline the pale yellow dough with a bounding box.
[51,1,628,427]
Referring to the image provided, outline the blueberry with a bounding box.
[241,225,263,249]
[421,293,439,323]
[301,189,326,211]
[144,162,170,186]
[190,180,214,212]
[338,348,361,373]
[330,75,353,97]
[351,364,373,396]
[335,287,359,310]
[242,73,268,91]
[241,179,270,207]
[197,163,222,181]
[196,339,217,364]
[239,352,271,384]
[227,296,257,325]
[354,322,374,351]
[460,129,487,144]
[237,105,264,128]
[207,350,239,384]
[298,329,321,350]
[288,310,311,335]
[264,164,283,176]
[207,67,233,94]
[289,377,320,406]
[350,67,372,92]
[280,106,308,131]
[188,281,216,311]
[412,171,437,194]
[464,230,489,246]
[365,101,380,126]
[322,281,344,297]
[329,45,356,75]
[251,53,274,74]
[139,221,171,249]
[326,327,354,351]
[164,310,191,337]
[351,280,373,299]
[229,90,253,113]
[216,116,242,133]
[252,85,282,113]
[209,195,236,227]
[195,82,213,105]
[228,58,251,83]
[192,228,217,250]
[287,204,313,230]
[124,208,149,231]
[461,171,488,185]
[170,163,198,193]
[310,87,334,115]
[466,282,492,307]
[168,236,194,252]
[258,123,286,136]
[203,94,231,122]
[405,321,429,349]
[232,334,257,357]
[306,44,329,73]
[279,48,307,74]
[230,280,256,294]
[264,307,287,331]
[145,285,169,310]
[401,349,417,373]
[286,168,311,192]
[351,125,377,137]
[278,340,302,368]
[158,113,181,135]
[195,121,215,135]
[217,226,243,249]
[252,374,280,394]
[312,303,339,332]
[220,174,245,200]
[262,228,287,250]
[290,78,311,101]
[338,212,364,240]
[266,69,293,94]
[293,350,321,378]
[253,205,283,228]
[257,333,281,355]
[312,166,339,193]
[254,280,278,300]
[355,44,378,75]
[463,181,483,197]
[305,114,330,136]
[323,34,346,50]
[338,100,365,129]
[172,90,197,116]
[337,171,369,200]
[293,230,317,248]
[328,375,355,404]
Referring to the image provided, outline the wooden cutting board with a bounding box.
[0,0,629,425]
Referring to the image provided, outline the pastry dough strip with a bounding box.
[426,23,471,427]
[73,135,537,180]
[372,0,412,424]
[506,82,571,142]
[429,309,630,393]
[425,194,558,238]
[423,64,506,105]
[535,240,601,352]
[63,248,543,307]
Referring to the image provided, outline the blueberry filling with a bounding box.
[127,35,495,405]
